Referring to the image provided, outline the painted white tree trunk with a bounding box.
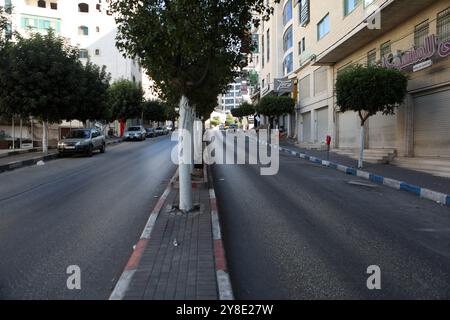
[358,125,365,169]
[179,95,193,212]
[42,120,49,155]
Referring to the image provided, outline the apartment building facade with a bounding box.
[1,0,143,147]
[257,0,450,164]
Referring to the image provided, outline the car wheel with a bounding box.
[87,145,93,157]
[100,143,106,154]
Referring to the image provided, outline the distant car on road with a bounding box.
[146,128,156,138]
[58,128,106,157]
[155,127,165,136]
[124,126,147,141]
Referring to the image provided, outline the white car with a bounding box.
[124,126,147,141]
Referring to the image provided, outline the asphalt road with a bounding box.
[0,136,176,300]
[212,136,450,300]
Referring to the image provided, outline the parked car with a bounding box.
[155,127,165,136]
[58,128,106,157]
[124,126,147,141]
[146,128,156,138]
[162,127,170,135]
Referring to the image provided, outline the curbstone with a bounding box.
[275,143,450,207]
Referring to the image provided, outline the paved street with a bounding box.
[212,137,450,300]
[0,136,176,299]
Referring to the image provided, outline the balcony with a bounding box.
[315,0,438,65]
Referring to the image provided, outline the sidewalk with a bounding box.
[0,138,123,174]
[281,139,450,196]
[278,139,450,206]
[111,167,232,300]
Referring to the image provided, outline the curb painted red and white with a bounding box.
[109,169,179,300]
[207,166,234,300]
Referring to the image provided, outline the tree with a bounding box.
[232,102,255,119]
[143,100,166,123]
[107,79,144,122]
[256,96,295,129]
[110,0,278,212]
[0,31,82,154]
[70,62,111,125]
[336,64,408,168]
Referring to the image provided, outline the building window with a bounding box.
[317,14,330,40]
[298,37,306,55]
[437,7,450,43]
[50,2,57,10]
[344,0,361,16]
[283,26,293,52]
[283,52,293,76]
[96,4,101,12]
[380,41,391,58]
[79,49,89,59]
[78,26,89,36]
[414,20,429,47]
[266,29,270,62]
[78,3,89,13]
[5,0,12,13]
[367,49,377,66]
[299,0,310,27]
[283,0,293,26]
[95,49,100,56]
[96,26,100,33]
[251,34,259,53]
[261,34,265,68]
[37,0,46,8]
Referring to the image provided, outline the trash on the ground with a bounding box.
[173,239,179,247]
[36,161,45,166]
[348,180,377,188]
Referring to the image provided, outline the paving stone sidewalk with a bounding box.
[123,178,218,300]
[281,138,450,195]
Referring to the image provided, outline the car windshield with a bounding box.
[127,127,141,132]
[147,128,154,132]
[67,130,90,139]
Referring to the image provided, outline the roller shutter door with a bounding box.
[338,111,359,148]
[316,107,328,144]
[414,89,450,157]
[302,112,311,143]
[368,112,397,149]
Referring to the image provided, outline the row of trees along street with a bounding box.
[109,0,284,212]
[0,15,176,154]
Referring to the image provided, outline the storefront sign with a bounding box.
[274,78,294,93]
[382,35,450,71]
[413,60,433,73]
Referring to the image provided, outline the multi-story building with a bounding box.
[0,0,143,146]
[219,78,251,111]
[257,0,450,175]
[7,0,141,82]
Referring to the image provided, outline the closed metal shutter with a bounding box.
[414,89,450,157]
[338,111,359,148]
[368,112,397,149]
[302,112,311,143]
[316,107,329,143]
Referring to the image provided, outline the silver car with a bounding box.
[58,129,106,157]
[124,126,147,141]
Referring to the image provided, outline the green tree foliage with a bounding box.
[336,64,408,125]
[225,114,236,126]
[143,100,166,123]
[0,31,81,122]
[107,79,144,121]
[70,62,111,124]
[335,64,408,168]
[110,0,279,117]
[232,102,255,119]
[256,95,295,125]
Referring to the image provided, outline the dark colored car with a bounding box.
[58,128,106,157]
[146,128,156,138]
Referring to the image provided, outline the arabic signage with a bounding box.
[381,34,450,72]
[274,78,294,93]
